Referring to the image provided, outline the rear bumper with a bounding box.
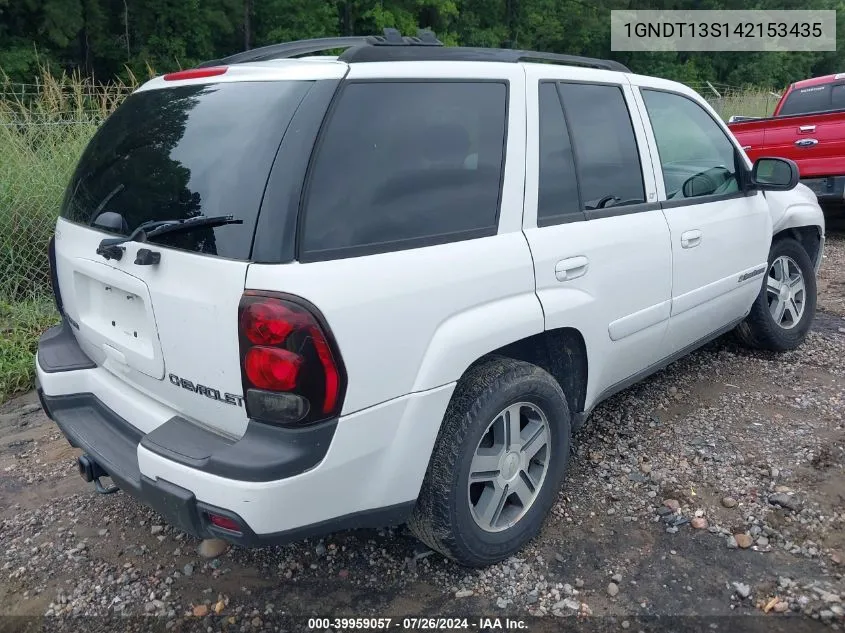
[35,323,455,545]
[802,176,845,202]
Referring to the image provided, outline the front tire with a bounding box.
[735,237,817,351]
[408,357,571,567]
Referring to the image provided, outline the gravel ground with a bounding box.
[1,233,844,632]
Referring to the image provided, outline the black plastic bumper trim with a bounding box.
[198,499,416,547]
[39,390,416,545]
[37,320,96,373]
[40,392,144,493]
[140,415,337,482]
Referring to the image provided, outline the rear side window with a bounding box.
[537,83,582,225]
[779,83,838,115]
[557,83,645,211]
[61,81,313,260]
[300,81,508,260]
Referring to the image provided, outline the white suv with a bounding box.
[36,30,825,567]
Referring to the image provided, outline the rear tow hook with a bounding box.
[78,454,119,495]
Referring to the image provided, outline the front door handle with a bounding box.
[681,230,702,249]
[555,256,589,282]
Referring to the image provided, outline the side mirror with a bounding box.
[682,172,718,198]
[750,157,799,191]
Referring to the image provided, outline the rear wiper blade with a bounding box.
[96,215,243,259]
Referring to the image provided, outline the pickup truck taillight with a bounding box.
[238,291,345,426]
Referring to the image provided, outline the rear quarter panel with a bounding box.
[247,63,544,416]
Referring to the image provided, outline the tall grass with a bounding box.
[703,88,780,120]
[0,70,131,301]
[0,69,132,401]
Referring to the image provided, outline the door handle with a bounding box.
[799,125,816,133]
[794,138,818,147]
[680,230,702,249]
[555,256,589,282]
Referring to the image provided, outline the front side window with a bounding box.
[557,83,646,211]
[641,89,741,201]
[300,81,508,260]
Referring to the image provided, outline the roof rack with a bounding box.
[338,45,630,72]
[197,28,442,68]
[196,28,630,73]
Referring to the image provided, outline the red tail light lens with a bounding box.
[163,66,228,81]
[240,301,297,345]
[244,347,302,391]
[238,292,346,426]
[207,513,241,534]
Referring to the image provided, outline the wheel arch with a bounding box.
[773,224,824,272]
[464,327,589,431]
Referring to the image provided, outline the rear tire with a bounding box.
[408,357,571,567]
[735,237,816,351]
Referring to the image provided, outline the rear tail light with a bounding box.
[238,292,346,426]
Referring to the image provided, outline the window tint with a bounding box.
[779,84,832,115]
[537,83,581,224]
[557,83,645,211]
[61,81,312,259]
[301,81,508,259]
[831,84,845,110]
[641,89,740,201]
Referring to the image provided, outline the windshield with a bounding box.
[61,80,313,259]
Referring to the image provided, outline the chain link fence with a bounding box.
[1,79,129,302]
[0,117,101,301]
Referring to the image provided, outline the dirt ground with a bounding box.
[1,227,844,633]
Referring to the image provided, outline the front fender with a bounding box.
[765,184,826,270]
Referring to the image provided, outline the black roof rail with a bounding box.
[197,36,369,68]
[196,28,629,73]
[196,28,443,68]
[338,45,630,72]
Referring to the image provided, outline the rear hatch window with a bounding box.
[61,80,313,260]
[779,82,845,116]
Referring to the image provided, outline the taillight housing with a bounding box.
[238,292,346,427]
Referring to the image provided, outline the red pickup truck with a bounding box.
[728,73,845,204]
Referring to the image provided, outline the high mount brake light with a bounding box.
[238,293,346,426]
[163,67,228,81]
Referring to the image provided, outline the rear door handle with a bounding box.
[555,256,589,282]
[681,230,702,249]
[799,124,816,133]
